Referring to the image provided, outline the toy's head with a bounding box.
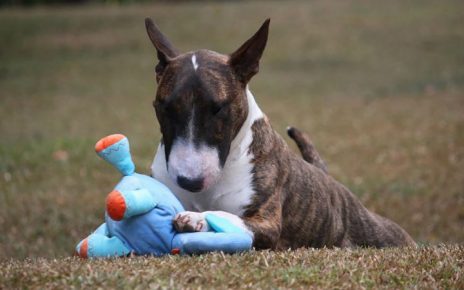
[96,134,135,176]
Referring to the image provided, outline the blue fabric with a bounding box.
[172,232,252,255]
[114,173,184,213]
[106,207,177,256]
[97,137,135,176]
[75,223,131,258]
[205,214,248,234]
[93,223,109,236]
[79,234,131,258]
[104,174,254,256]
[119,188,158,219]
[77,135,253,258]
[105,173,184,256]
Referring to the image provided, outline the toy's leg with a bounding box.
[76,223,131,258]
[171,232,253,255]
[93,223,109,235]
[106,188,157,221]
[95,134,135,176]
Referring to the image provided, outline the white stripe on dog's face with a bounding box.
[166,107,221,192]
[191,54,199,71]
[167,139,221,191]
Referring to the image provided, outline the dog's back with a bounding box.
[244,118,415,249]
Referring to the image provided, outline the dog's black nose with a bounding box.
[177,176,204,192]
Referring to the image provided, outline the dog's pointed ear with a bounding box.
[229,18,270,84]
[145,18,179,82]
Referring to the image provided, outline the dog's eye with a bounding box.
[211,102,228,116]
[212,105,222,116]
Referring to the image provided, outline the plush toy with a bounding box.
[75,134,252,258]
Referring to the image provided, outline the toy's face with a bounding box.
[153,51,247,193]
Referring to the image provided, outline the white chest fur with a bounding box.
[151,88,264,216]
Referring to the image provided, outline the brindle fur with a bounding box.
[245,118,415,249]
[145,17,415,249]
[153,50,247,167]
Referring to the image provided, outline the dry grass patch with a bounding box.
[1,246,463,289]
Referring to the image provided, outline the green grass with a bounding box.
[0,0,463,288]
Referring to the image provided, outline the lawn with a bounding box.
[1,246,463,289]
[0,0,463,288]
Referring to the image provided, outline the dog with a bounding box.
[146,18,415,249]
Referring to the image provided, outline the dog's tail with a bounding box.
[287,127,328,174]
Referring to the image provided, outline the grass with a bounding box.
[0,0,463,288]
[2,246,463,289]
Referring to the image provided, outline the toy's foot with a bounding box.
[75,234,131,258]
[174,212,210,232]
[95,134,126,153]
[76,238,89,258]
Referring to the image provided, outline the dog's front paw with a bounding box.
[173,212,210,232]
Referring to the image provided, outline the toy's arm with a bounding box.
[106,188,158,221]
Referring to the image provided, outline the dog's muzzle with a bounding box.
[177,176,205,192]
[167,139,221,193]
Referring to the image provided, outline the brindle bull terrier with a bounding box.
[146,18,415,249]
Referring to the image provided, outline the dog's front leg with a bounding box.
[173,211,253,237]
[174,207,283,250]
[241,200,282,250]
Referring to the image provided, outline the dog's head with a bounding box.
[146,18,269,192]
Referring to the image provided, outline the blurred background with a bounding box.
[0,0,463,260]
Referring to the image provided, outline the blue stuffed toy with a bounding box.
[75,134,252,258]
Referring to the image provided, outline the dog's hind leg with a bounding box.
[287,127,328,173]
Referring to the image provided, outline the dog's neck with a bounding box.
[151,87,264,214]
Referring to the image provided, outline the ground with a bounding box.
[0,0,463,288]
[1,246,463,289]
